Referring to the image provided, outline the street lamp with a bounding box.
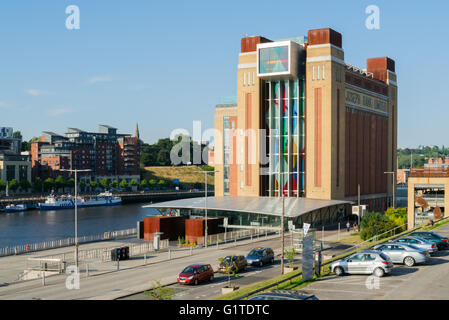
[281,193,285,275]
[60,168,92,268]
[194,169,218,248]
[384,171,396,209]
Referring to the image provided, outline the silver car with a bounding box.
[389,236,437,254]
[373,243,429,266]
[329,250,393,277]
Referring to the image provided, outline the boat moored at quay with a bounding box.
[38,191,122,210]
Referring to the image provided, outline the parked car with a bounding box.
[409,231,449,250]
[177,264,214,285]
[218,255,247,273]
[389,236,438,254]
[248,290,318,300]
[329,250,393,277]
[373,243,429,266]
[246,248,275,267]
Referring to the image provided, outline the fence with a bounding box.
[203,227,279,246]
[33,239,170,265]
[0,228,137,257]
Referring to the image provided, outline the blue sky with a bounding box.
[0,0,447,147]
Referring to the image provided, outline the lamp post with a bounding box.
[281,194,285,275]
[60,168,91,268]
[194,169,218,248]
[384,171,396,209]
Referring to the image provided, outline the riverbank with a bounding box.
[0,190,212,207]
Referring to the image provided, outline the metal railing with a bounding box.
[35,239,170,264]
[203,228,278,246]
[0,228,137,257]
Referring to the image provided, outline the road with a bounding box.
[300,223,449,300]
[0,237,287,300]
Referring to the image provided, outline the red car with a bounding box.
[177,264,214,285]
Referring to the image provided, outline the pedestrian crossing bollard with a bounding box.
[86,263,89,277]
[42,271,45,286]
[169,249,171,260]
[117,260,119,271]
[190,246,193,256]
[144,254,147,265]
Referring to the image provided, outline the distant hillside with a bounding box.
[141,166,214,189]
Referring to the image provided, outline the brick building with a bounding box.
[31,125,140,183]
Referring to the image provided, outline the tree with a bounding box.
[285,247,297,268]
[130,179,138,188]
[120,179,128,190]
[20,180,31,192]
[111,180,118,189]
[144,280,174,300]
[360,212,398,241]
[99,178,109,190]
[385,207,407,231]
[218,255,239,289]
[55,176,66,192]
[44,178,55,192]
[0,180,6,192]
[9,179,19,192]
[79,180,86,192]
[67,178,75,190]
[33,177,43,193]
[90,181,98,190]
[140,179,148,189]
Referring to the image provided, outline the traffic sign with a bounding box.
[303,223,311,236]
[288,221,295,230]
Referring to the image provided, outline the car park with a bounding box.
[218,255,247,273]
[248,290,318,300]
[177,264,214,285]
[389,236,438,254]
[246,248,275,267]
[410,231,449,250]
[329,250,393,277]
[373,243,429,266]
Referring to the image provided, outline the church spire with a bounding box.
[135,123,140,140]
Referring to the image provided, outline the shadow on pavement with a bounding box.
[390,267,419,276]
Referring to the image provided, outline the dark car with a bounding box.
[246,248,275,267]
[248,290,318,300]
[410,231,449,250]
[218,255,247,273]
[177,264,214,285]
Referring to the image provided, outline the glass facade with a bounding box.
[265,79,305,197]
[223,117,230,195]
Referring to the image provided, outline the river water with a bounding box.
[0,203,160,248]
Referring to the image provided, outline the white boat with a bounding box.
[38,191,122,210]
[4,204,27,213]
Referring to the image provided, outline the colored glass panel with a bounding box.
[291,117,298,135]
[272,82,280,99]
[259,46,289,74]
[300,99,305,117]
[282,135,288,154]
[282,118,288,135]
[291,99,298,116]
[282,99,288,115]
[291,80,298,98]
[292,155,298,172]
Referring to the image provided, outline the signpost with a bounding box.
[302,235,314,281]
[303,223,311,236]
